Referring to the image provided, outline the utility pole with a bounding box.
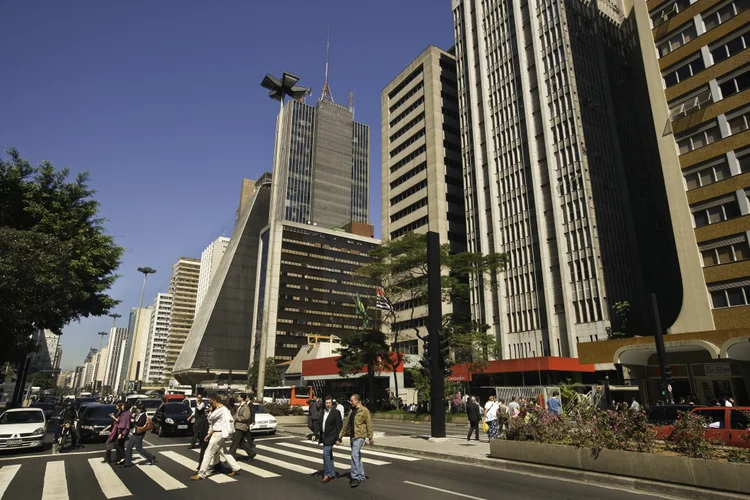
[426,231,445,438]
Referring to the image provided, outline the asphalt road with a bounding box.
[0,426,683,499]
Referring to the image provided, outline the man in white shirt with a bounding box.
[508,396,520,417]
[333,398,345,420]
[192,395,241,480]
[484,396,500,439]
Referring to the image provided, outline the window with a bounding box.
[711,32,748,64]
[663,57,705,88]
[692,198,741,227]
[710,284,750,308]
[669,88,712,121]
[658,23,698,57]
[676,123,720,154]
[728,107,750,134]
[683,159,731,190]
[651,0,692,28]
[730,409,749,430]
[703,0,749,31]
[393,339,419,356]
[701,240,750,266]
[719,67,750,98]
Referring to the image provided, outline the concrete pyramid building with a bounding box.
[172,177,271,387]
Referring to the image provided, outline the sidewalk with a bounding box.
[278,424,746,500]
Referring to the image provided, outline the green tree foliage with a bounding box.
[247,358,284,390]
[407,367,461,401]
[0,148,123,364]
[27,371,55,391]
[605,301,632,339]
[336,326,389,400]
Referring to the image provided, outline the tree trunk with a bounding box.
[391,353,400,410]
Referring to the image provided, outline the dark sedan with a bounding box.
[29,402,54,421]
[78,404,116,442]
[152,403,192,437]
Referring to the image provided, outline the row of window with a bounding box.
[390,129,426,159]
[390,179,427,206]
[390,145,426,174]
[390,161,426,189]
[391,215,428,239]
[388,65,423,100]
[692,198,742,227]
[711,284,750,308]
[664,30,749,88]
[390,112,425,144]
[702,240,750,267]
[389,96,424,128]
[391,196,428,223]
[389,81,424,114]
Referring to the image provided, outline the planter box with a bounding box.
[490,440,750,495]
[274,416,308,425]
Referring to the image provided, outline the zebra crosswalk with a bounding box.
[0,438,421,499]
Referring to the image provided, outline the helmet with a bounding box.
[66,401,75,409]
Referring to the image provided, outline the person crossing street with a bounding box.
[192,394,241,481]
[121,403,155,467]
[188,394,207,449]
[229,393,256,461]
[317,395,342,483]
[337,394,373,488]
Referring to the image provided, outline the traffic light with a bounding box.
[443,361,453,378]
[419,357,431,378]
[438,328,449,362]
[420,335,431,378]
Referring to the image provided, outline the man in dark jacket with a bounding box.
[188,394,207,449]
[466,396,481,441]
[229,393,256,460]
[308,396,323,438]
[317,395,343,483]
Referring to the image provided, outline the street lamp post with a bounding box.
[95,330,108,392]
[256,72,310,402]
[131,267,156,391]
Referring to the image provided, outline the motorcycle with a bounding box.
[57,422,74,453]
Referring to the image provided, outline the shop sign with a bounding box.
[704,363,731,376]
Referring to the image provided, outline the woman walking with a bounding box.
[483,395,500,440]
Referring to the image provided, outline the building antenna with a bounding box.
[348,89,355,118]
[320,27,334,103]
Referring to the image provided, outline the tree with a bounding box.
[0,148,123,365]
[605,301,632,339]
[247,358,284,391]
[353,232,507,400]
[407,368,461,402]
[27,371,54,391]
[336,326,389,403]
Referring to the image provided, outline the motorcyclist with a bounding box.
[54,401,79,449]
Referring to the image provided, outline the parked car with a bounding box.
[29,402,54,421]
[162,394,185,403]
[125,394,149,408]
[152,403,192,437]
[78,404,117,443]
[135,399,162,418]
[74,397,98,412]
[656,406,750,448]
[646,404,705,425]
[250,404,277,435]
[0,408,47,451]
[182,397,198,417]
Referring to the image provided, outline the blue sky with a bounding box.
[1,1,454,370]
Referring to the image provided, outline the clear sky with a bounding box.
[1,1,454,370]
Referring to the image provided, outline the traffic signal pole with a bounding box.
[426,231,446,438]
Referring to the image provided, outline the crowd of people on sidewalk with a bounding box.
[463,392,565,440]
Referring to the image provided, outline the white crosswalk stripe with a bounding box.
[42,461,68,500]
[297,439,422,461]
[135,458,186,490]
[0,465,20,499]
[87,458,131,499]
[161,450,236,483]
[185,449,280,478]
[278,442,391,465]
[254,444,350,469]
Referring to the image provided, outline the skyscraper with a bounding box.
[164,257,201,382]
[196,236,230,314]
[381,45,467,354]
[122,306,152,390]
[103,327,128,391]
[144,292,173,384]
[275,97,369,229]
[451,0,679,361]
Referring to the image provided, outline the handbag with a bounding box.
[482,420,489,433]
[136,416,153,434]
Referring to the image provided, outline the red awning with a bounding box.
[447,357,596,382]
[302,352,404,377]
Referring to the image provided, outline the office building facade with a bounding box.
[103,327,128,391]
[122,306,152,390]
[164,257,201,381]
[144,293,173,384]
[381,45,467,355]
[197,236,230,314]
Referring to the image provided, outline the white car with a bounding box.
[250,404,277,435]
[0,408,46,451]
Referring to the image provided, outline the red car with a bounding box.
[657,406,750,448]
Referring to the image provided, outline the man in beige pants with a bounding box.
[191,394,241,480]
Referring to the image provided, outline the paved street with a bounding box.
[0,428,685,500]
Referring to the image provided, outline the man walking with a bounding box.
[308,396,323,439]
[466,396,481,441]
[317,396,342,483]
[188,394,207,449]
[229,393,256,461]
[114,404,132,464]
[121,403,155,467]
[192,394,241,481]
[337,394,373,488]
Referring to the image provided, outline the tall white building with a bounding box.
[29,329,62,373]
[122,306,153,390]
[82,348,98,390]
[103,327,128,391]
[196,236,230,314]
[144,293,173,384]
[94,346,109,391]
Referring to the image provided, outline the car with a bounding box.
[0,408,47,451]
[655,406,750,448]
[77,404,117,443]
[74,397,98,412]
[646,404,705,425]
[152,403,192,437]
[29,402,54,421]
[124,394,149,408]
[250,404,277,435]
[136,399,162,418]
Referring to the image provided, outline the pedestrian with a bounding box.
[192,394,241,481]
[188,394,207,449]
[333,398,345,420]
[466,396,481,441]
[195,405,212,473]
[229,393,256,461]
[102,402,125,464]
[309,396,323,439]
[629,397,641,413]
[121,404,156,467]
[483,395,500,439]
[337,394,373,488]
[317,396,343,483]
[547,391,562,416]
[508,396,520,417]
[114,405,132,464]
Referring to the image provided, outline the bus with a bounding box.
[263,386,312,408]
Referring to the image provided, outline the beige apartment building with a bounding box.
[381,45,467,358]
[164,257,201,382]
[580,0,750,405]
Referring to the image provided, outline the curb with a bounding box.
[279,426,748,500]
[372,418,466,428]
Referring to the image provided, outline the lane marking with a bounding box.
[297,440,421,461]
[253,444,350,469]
[186,449,280,478]
[0,464,21,498]
[160,451,235,483]
[248,453,317,474]
[87,458,131,499]
[404,480,487,500]
[278,442,390,465]
[135,457,186,490]
[42,461,68,500]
